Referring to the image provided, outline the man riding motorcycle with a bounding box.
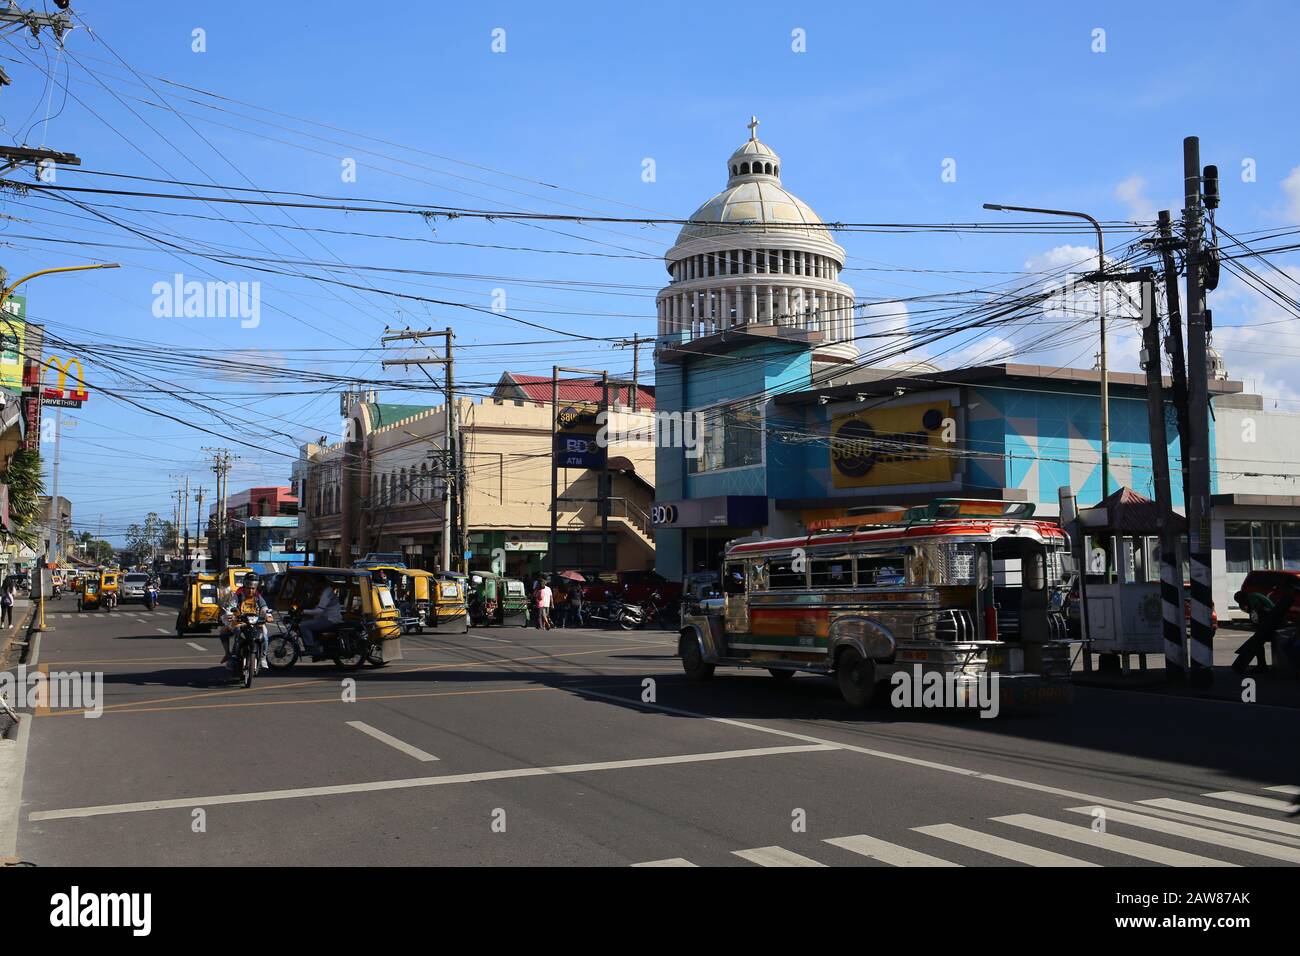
[221,573,270,670]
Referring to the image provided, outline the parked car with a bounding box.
[1233,569,1300,625]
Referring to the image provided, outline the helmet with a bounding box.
[243,573,259,587]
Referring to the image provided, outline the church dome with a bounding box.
[676,120,832,244]
[656,118,858,366]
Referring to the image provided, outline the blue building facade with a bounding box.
[653,358,1238,583]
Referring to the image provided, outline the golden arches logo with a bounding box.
[43,355,88,403]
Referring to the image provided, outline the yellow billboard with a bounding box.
[0,295,26,394]
[830,401,956,488]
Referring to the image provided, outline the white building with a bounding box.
[655,117,859,374]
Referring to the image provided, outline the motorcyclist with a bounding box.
[297,582,343,656]
[222,573,270,670]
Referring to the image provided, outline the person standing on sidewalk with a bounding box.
[1,579,14,628]
[537,579,553,630]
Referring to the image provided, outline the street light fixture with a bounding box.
[983,203,1110,501]
[0,262,121,629]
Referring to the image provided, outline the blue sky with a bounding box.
[1,0,1298,544]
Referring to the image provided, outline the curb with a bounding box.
[0,613,40,865]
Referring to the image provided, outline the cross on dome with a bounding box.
[747,115,760,140]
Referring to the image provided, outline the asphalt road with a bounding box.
[10,595,1300,867]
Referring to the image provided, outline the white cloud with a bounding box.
[1210,265,1300,404]
[1282,165,1300,221]
[1115,175,1156,222]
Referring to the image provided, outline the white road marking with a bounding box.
[733,846,827,867]
[915,823,1098,866]
[1201,790,1296,812]
[570,688,1295,844]
[994,813,1236,866]
[1266,785,1300,795]
[28,743,840,821]
[471,634,514,644]
[186,643,205,652]
[1065,806,1300,864]
[631,858,697,867]
[1141,798,1300,837]
[825,833,960,867]
[156,629,171,635]
[346,721,440,762]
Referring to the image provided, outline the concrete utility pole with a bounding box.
[194,486,205,568]
[203,448,236,569]
[1150,210,1192,507]
[381,328,457,572]
[1134,268,1185,677]
[1181,137,1217,687]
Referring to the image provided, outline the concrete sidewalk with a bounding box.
[1072,629,1300,707]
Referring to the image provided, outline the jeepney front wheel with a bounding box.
[836,647,877,709]
[679,633,715,681]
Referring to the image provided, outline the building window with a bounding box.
[687,399,764,474]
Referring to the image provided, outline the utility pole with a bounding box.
[600,371,611,572]
[203,448,236,569]
[1182,137,1217,687]
[48,405,61,562]
[1149,210,1192,506]
[381,328,456,573]
[194,486,205,568]
[181,474,190,566]
[631,333,640,412]
[1135,268,1185,678]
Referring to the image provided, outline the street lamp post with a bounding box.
[983,204,1110,501]
[0,262,120,631]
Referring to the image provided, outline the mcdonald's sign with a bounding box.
[41,355,89,407]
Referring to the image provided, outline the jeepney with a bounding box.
[678,499,1075,710]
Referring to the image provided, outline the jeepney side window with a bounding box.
[809,555,853,588]
[767,558,805,590]
[723,563,746,594]
[747,559,768,592]
[857,554,908,587]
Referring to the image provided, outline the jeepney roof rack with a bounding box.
[903,499,1037,522]
[803,499,1035,534]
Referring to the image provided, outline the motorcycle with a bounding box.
[582,592,644,630]
[267,611,381,671]
[144,584,160,610]
[638,591,678,630]
[224,609,272,689]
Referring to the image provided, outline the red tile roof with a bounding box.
[498,372,655,410]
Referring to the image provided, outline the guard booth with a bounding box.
[1075,487,1182,673]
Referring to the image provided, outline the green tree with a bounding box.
[0,448,45,549]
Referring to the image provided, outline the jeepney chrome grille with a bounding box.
[917,608,976,643]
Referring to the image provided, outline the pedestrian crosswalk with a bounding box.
[630,784,1300,868]
[52,608,175,621]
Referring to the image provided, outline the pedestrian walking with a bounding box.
[570,581,584,627]
[1233,581,1297,673]
[535,579,553,629]
[553,583,569,628]
[1,578,14,628]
